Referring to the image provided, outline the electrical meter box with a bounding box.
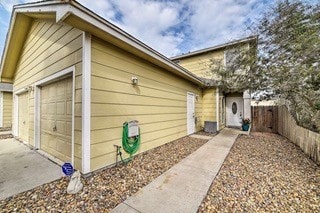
[128,120,139,137]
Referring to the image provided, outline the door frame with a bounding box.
[34,66,75,165]
[187,92,195,135]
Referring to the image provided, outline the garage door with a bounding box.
[40,77,72,163]
[18,92,29,142]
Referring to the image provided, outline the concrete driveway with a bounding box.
[0,139,62,200]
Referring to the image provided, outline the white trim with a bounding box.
[34,66,75,165]
[0,92,3,127]
[34,86,40,149]
[15,87,29,95]
[34,67,74,86]
[216,88,220,130]
[56,6,72,23]
[71,67,75,168]
[82,32,91,174]
[221,96,225,125]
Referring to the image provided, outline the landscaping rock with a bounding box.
[0,135,208,212]
[198,132,320,212]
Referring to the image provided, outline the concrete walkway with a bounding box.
[112,128,241,213]
[0,139,63,200]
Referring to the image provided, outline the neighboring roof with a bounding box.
[0,0,204,86]
[0,83,13,92]
[171,36,258,60]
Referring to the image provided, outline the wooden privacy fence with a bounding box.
[251,106,278,133]
[252,105,320,165]
[277,105,320,165]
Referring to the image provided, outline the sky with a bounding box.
[0,0,275,58]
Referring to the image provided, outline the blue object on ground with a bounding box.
[62,163,74,176]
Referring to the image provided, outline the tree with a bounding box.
[210,0,320,132]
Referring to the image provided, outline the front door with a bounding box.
[187,92,195,134]
[226,97,243,127]
[18,92,29,142]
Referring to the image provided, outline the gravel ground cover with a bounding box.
[0,135,208,212]
[0,128,13,139]
[199,132,320,212]
[0,134,13,140]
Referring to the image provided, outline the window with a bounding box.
[224,48,240,69]
[232,102,237,114]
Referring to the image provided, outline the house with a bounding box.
[0,83,13,129]
[0,0,256,175]
[0,0,208,174]
[171,36,257,128]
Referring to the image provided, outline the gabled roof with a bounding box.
[0,0,204,85]
[171,35,258,60]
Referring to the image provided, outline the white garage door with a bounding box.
[40,77,72,163]
[18,92,29,142]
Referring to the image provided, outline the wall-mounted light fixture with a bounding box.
[28,85,34,91]
[131,76,138,85]
[24,85,34,92]
[195,94,199,102]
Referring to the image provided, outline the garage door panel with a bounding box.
[56,120,66,135]
[41,102,48,114]
[41,134,49,148]
[66,121,72,136]
[48,103,56,116]
[48,137,56,149]
[56,102,66,115]
[67,101,72,115]
[48,85,56,98]
[56,138,71,154]
[43,120,55,132]
[56,83,65,95]
[40,76,72,163]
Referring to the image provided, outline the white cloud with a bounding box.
[109,0,184,56]
[78,0,116,20]
[0,0,273,58]
[184,0,267,51]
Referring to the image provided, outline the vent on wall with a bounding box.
[204,121,217,133]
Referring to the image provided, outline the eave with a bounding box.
[171,35,258,61]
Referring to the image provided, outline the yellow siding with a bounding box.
[13,20,83,170]
[202,88,216,127]
[90,38,203,171]
[177,51,224,79]
[2,92,12,128]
